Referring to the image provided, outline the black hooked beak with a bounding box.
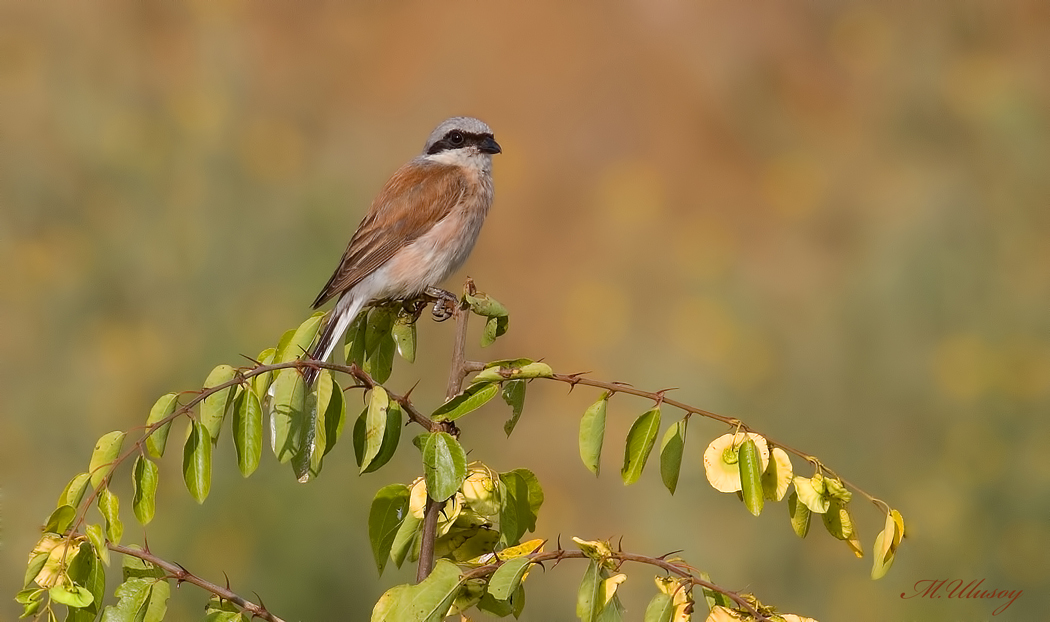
[480,135,502,155]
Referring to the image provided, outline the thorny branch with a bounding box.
[108,543,287,622]
[54,283,885,621]
[460,547,772,622]
[540,372,882,508]
[419,294,474,582]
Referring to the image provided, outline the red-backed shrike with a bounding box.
[304,116,501,383]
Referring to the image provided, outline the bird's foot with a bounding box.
[424,287,459,322]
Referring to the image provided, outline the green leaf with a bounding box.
[202,612,244,622]
[101,578,151,622]
[344,312,369,367]
[305,369,335,479]
[86,524,109,567]
[423,432,467,501]
[497,469,543,547]
[44,505,76,535]
[659,418,688,495]
[488,557,532,600]
[352,408,367,467]
[322,374,347,457]
[275,313,324,364]
[481,315,510,347]
[200,365,237,443]
[620,406,661,485]
[501,380,527,436]
[269,368,306,464]
[232,387,263,477]
[50,584,93,608]
[182,421,212,503]
[698,571,735,610]
[364,333,396,383]
[363,306,396,383]
[390,504,422,570]
[364,306,396,354]
[15,588,43,606]
[579,393,608,476]
[354,401,403,474]
[251,347,277,399]
[788,490,811,538]
[822,498,854,540]
[432,382,500,422]
[67,542,105,619]
[472,359,553,383]
[121,548,166,580]
[738,438,764,516]
[108,555,170,622]
[466,291,508,318]
[143,580,170,622]
[368,484,411,576]
[131,456,159,525]
[392,315,417,363]
[58,473,92,509]
[466,291,509,346]
[576,560,602,622]
[89,431,126,489]
[144,393,178,459]
[478,588,521,618]
[369,559,464,622]
[292,368,332,482]
[371,585,408,622]
[98,488,123,544]
[643,592,673,622]
[17,589,45,621]
[360,387,390,474]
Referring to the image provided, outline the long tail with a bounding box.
[303,294,366,385]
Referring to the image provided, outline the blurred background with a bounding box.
[2,1,1048,620]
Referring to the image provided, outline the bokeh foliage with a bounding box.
[3,1,1049,620]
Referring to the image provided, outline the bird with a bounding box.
[303,116,501,384]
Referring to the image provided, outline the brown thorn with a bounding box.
[656,549,684,560]
[223,571,231,590]
[402,378,422,402]
[239,353,264,366]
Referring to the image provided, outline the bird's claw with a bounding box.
[424,287,459,322]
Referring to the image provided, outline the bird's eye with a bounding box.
[448,131,465,146]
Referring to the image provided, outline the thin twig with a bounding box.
[445,299,473,400]
[544,373,880,507]
[460,548,772,622]
[419,299,473,582]
[108,543,287,622]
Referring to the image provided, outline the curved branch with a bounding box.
[542,373,882,508]
[461,548,772,622]
[108,543,287,622]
